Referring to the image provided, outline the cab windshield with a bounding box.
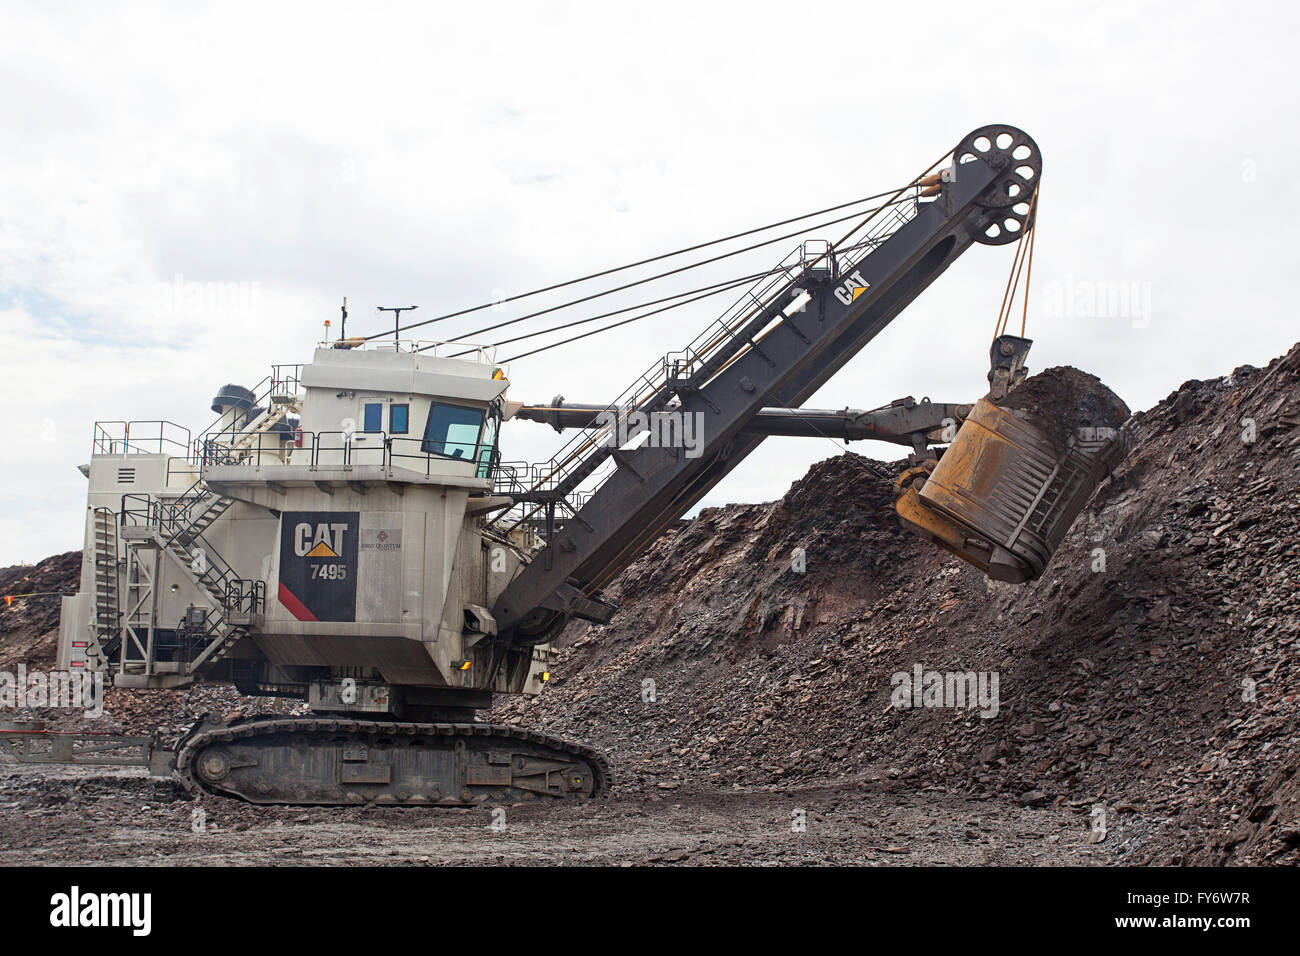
[421,402,484,460]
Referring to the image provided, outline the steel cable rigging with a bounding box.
[359,187,924,360]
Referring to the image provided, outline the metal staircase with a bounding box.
[172,489,234,540]
[116,487,263,684]
[90,507,120,664]
[227,400,298,453]
[158,513,256,674]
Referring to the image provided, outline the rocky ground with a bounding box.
[2,344,1297,865]
[0,762,1102,866]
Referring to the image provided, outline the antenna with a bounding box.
[377,305,418,342]
[340,297,348,340]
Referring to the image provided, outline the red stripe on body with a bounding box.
[278,582,319,621]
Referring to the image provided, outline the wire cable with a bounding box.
[423,196,917,352]
[500,272,769,363]
[490,184,925,365]
[1019,184,1040,337]
[362,186,919,342]
[993,183,1041,339]
[445,268,774,358]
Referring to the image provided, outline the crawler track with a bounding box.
[175,716,611,806]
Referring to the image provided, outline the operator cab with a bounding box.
[293,342,506,482]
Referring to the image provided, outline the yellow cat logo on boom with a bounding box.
[834,271,870,306]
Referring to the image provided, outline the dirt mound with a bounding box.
[993,365,1130,451]
[0,551,80,669]
[499,343,1300,865]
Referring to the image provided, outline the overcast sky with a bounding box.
[1,0,1296,565]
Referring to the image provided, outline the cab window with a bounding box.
[422,403,484,460]
[390,404,409,434]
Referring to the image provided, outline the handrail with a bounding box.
[187,426,504,484]
[93,421,192,456]
[330,339,498,362]
[225,579,265,617]
[120,488,239,595]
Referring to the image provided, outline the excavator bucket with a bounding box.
[896,392,1129,583]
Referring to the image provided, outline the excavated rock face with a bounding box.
[992,365,1131,451]
[497,342,1300,866]
[0,551,80,670]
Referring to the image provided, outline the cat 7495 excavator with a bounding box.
[2,124,1118,805]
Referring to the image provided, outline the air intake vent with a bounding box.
[116,467,136,484]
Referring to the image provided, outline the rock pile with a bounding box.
[498,343,1300,865]
[992,364,1130,450]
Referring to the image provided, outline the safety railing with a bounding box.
[120,488,240,597]
[197,416,294,466]
[224,579,266,617]
[120,484,219,540]
[93,421,192,457]
[188,427,503,482]
[173,525,241,611]
[497,246,806,500]
[116,489,262,666]
[363,339,498,363]
[159,571,261,664]
[269,364,303,397]
[835,197,919,275]
[169,581,259,664]
[307,431,486,475]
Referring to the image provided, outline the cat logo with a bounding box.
[834,270,870,306]
[294,522,348,558]
[280,512,359,622]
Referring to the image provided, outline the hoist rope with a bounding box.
[361,187,919,343]
[993,182,1041,340]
